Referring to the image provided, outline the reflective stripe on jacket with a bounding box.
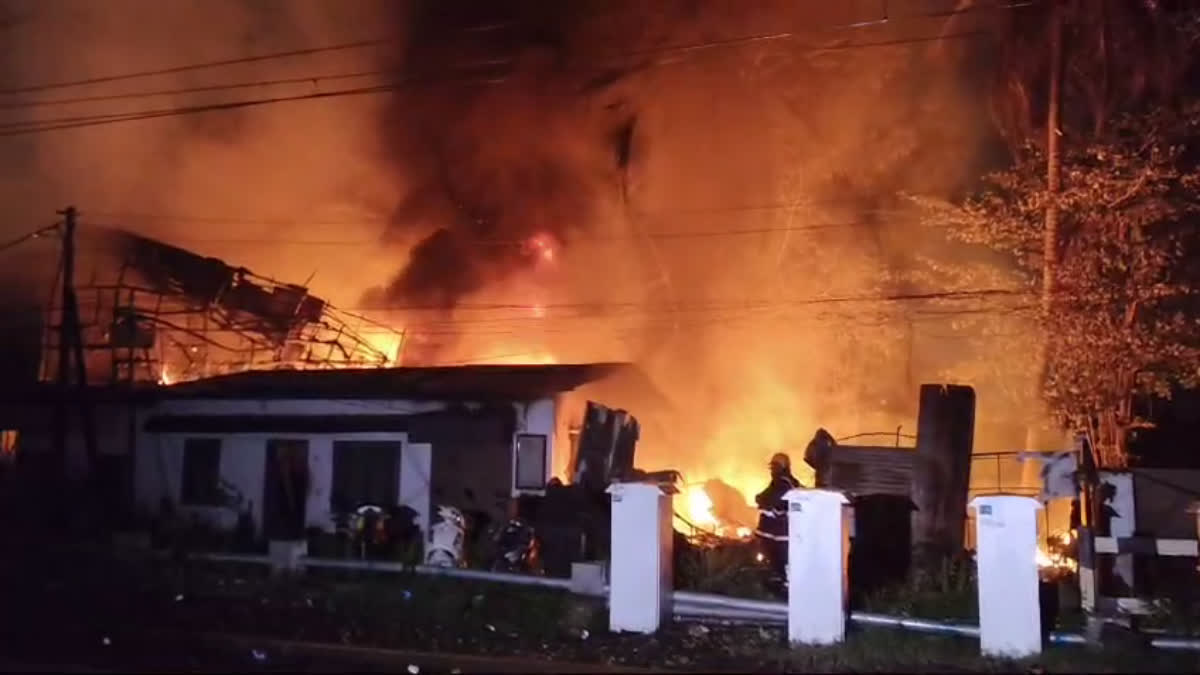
[754,473,799,539]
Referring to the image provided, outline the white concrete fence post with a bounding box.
[784,488,851,645]
[971,495,1043,658]
[607,482,674,633]
[1191,501,1200,574]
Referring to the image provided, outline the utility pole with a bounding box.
[51,209,75,488]
[1028,1,1065,455]
[51,206,100,523]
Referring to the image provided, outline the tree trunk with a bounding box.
[1028,0,1065,451]
[1095,408,1128,471]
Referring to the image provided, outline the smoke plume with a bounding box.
[0,0,1056,499]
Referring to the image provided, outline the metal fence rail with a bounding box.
[185,551,1200,651]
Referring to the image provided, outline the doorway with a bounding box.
[263,439,309,540]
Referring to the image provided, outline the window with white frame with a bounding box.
[514,433,548,491]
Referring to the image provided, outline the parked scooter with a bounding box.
[425,505,467,567]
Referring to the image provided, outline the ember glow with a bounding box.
[1037,531,1078,573]
[527,235,556,264]
[678,484,754,540]
[685,485,717,528]
[363,332,403,366]
[478,348,557,366]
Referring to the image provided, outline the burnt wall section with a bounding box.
[912,384,976,561]
[423,405,518,537]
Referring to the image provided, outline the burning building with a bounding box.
[39,227,402,387]
[0,1,1072,569]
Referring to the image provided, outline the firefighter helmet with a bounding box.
[769,452,790,471]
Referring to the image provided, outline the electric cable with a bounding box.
[0,37,402,96]
[0,222,60,254]
[0,28,996,138]
[0,0,1039,101]
[74,219,947,249]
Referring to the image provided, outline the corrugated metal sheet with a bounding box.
[824,445,917,497]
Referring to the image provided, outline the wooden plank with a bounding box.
[1093,536,1199,557]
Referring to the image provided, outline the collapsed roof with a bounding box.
[42,227,398,386]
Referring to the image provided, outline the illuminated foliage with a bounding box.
[917,103,1200,466]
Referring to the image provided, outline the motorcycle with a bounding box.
[331,504,390,559]
[489,516,539,573]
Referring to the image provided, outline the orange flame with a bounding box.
[1037,531,1078,572]
[686,486,717,528]
[363,332,402,366]
[678,485,754,540]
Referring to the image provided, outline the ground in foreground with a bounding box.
[1,550,1197,673]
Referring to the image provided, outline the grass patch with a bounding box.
[763,627,1197,673]
[856,554,979,621]
[674,536,773,599]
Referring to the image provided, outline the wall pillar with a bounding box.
[785,488,851,645]
[607,482,674,633]
[972,495,1043,658]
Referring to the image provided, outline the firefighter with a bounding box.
[755,452,800,584]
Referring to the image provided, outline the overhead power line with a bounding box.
[0,82,425,137]
[347,288,1031,313]
[0,0,1037,102]
[80,202,913,226]
[0,68,400,111]
[77,220,945,249]
[0,28,991,138]
[0,37,400,96]
[0,222,60,254]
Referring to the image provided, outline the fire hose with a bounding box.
[184,551,1200,651]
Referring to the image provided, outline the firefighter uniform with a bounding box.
[754,453,800,582]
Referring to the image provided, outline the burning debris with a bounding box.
[1037,530,1078,576]
[40,228,402,386]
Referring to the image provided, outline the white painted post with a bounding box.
[784,488,851,645]
[1190,502,1200,574]
[607,482,674,633]
[971,495,1043,658]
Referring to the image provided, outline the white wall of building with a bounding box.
[134,396,554,538]
[135,430,426,537]
[135,433,268,531]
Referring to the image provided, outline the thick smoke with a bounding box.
[368,1,1051,490]
[0,1,1054,497]
[0,0,403,307]
[362,0,645,361]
